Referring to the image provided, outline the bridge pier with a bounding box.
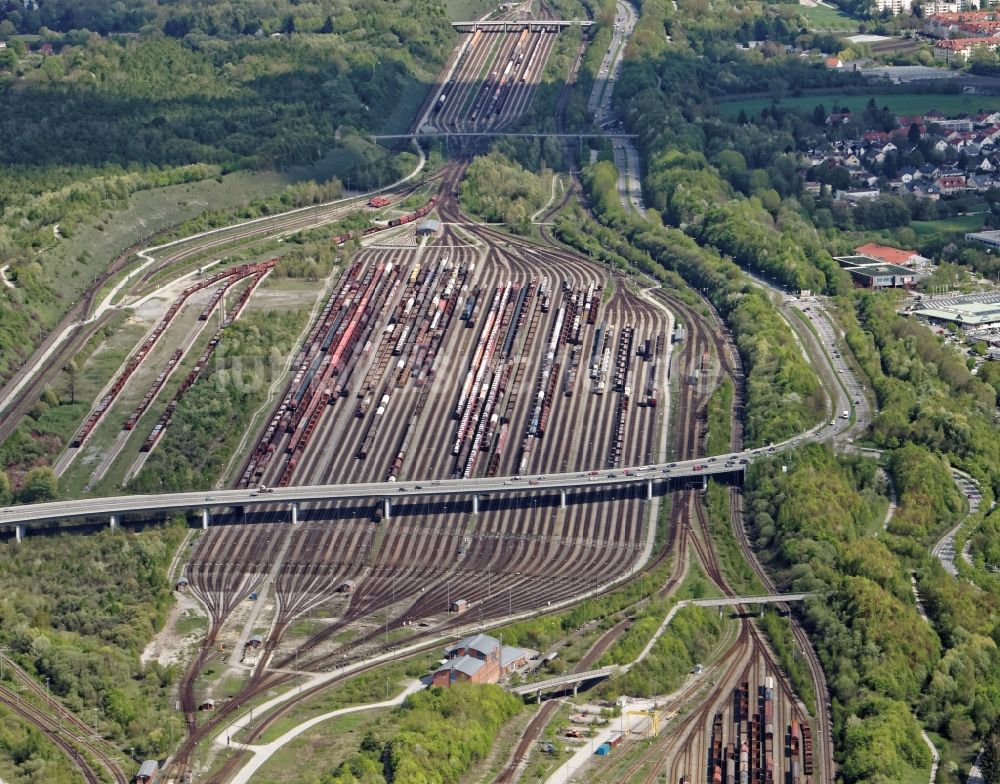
[573,682,579,697]
[702,475,708,491]
[646,479,653,501]
[560,489,567,509]
[290,503,298,525]
[536,689,542,703]
[472,494,479,515]
[14,524,24,543]
[383,498,391,521]
[202,509,210,530]
[109,514,118,530]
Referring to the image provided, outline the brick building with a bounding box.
[431,633,530,687]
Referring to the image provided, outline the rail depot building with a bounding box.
[432,633,533,686]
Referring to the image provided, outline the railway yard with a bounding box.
[0,4,849,784]
[423,6,560,133]
[169,187,681,780]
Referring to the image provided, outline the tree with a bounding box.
[908,122,921,145]
[982,721,1000,783]
[0,472,11,506]
[64,360,78,404]
[19,467,57,503]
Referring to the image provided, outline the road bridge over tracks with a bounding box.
[451,20,594,32]
[1,434,834,540]
[1,455,746,539]
[509,594,816,698]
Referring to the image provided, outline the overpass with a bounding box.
[0,428,838,540]
[373,132,638,140]
[509,593,816,698]
[0,452,758,540]
[452,20,594,32]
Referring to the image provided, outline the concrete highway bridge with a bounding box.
[510,593,815,698]
[0,449,777,540]
[451,20,594,31]
[373,133,638,140]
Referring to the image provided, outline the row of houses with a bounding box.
[934,35,1000,60]
[924,10,1000,39]
[824,170,1000,201]
[870,0,999,19]
[807,110,1000,200]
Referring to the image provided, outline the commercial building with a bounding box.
[966,229,1000,249]
[846,263,917,288]
[912,301,1000,326]
[431,633,531,687]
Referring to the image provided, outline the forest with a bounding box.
[460,152,548,234]
[0,523,187,773]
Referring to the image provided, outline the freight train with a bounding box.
[330,198,437,245]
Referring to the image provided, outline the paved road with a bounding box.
[220,680,424,784]
[931,469,986,576]
[587,1,645,216]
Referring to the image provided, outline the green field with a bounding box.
[780,3,859,32]
[718,92,1000,119]
[911,212,988,238]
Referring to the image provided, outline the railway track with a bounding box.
[0,682,126,784]
[0,654,128,783]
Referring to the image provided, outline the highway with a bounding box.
[0,416,843,533]
[588,1,646,216]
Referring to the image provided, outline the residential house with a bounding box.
[836,187,881,202]
[935,173,968,193]
[919,163,943,179]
